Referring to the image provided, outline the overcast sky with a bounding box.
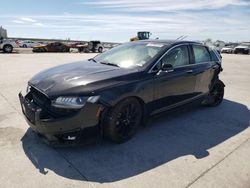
[1,0,250,42]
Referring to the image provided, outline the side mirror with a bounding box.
[161,63,174,72]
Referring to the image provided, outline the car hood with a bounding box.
[29,60,138,98]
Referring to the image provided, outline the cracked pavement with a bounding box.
[0,53,249,188]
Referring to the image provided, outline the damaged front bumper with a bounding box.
[19,92,101,142]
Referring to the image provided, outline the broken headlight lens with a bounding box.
[52,96,100,109]
[26,85,31,93]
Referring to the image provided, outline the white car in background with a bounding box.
[0,39,20,53]
[19,40,40,48]
[221,46,234,53]
[220,43,238,54]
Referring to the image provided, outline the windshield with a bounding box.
[93,42,164,68]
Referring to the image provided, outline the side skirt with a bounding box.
[150,93,207,116]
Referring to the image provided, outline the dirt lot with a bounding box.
[0,53,249,188]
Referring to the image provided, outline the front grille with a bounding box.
[30,87,51,107]
[29,86,79,119]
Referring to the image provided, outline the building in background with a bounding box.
[0,26,7,39]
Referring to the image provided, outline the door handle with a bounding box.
[186,70,193,74]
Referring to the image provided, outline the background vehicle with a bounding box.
[19,40,224,144]
[19,40,40,48]
[130,31,151,41]
[32,42,70,53]
[221,45,235,53]
[76,41,104,53]
[234,43,250,54]
[0,39,20,53]
[69,42,84,48]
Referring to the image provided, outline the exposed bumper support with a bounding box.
[19,92,100,142]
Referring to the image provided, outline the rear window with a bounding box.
[193,45,211,63]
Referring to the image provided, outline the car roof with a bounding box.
[136,39,202,46]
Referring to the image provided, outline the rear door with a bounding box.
[191,44,215,95]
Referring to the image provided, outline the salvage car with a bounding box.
[0,39,20,53]
[32,42,70,53]
[234,43,250,54]
[19,40,224,144]
[76,41,104,53]
[220,45,235,53]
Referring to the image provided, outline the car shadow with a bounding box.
[21,99,250,183]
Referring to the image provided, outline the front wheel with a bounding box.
[103,98,142,143]
[3,44,13,53]
[203,80,225,107]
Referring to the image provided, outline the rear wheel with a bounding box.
[103,98,142,143]
[3,44,13,53]
[203,80,224,107]
[98,47,103,53]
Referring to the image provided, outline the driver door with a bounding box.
[152,45,197,113]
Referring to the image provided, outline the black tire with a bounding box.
[98,47,103,53]
[3,44,13,53]
[23,44,27,48]
[63,48,70,52]
[203,79,224,107]
[40,48,46,52]
[244,50,249,55]
[103,98,142,143]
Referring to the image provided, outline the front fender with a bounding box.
[98,79,154,107]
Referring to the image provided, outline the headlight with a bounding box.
[52,96,100,109]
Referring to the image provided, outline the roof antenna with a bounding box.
[176,35,188,40]
[176,36,183,40]
[180,35,188,40]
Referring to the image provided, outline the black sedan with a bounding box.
[19,40,225,144]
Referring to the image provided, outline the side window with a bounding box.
[160,45,189,68]
[193,45,211,63]
[210,49,221,62]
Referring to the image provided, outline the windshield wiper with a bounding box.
[99,62,119,67]
[88,58,97,63]
[89,58,119,67]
